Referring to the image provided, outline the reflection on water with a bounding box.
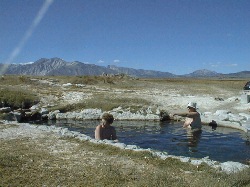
[45,120,250,164]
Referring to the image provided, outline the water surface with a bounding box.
[46,120,250,164]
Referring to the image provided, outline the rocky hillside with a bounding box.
[223,71,250,78]
[107,65,175,78]
[0,58,176,78]
[1,58,116,76]
[1,57,249,78]
[183,69,222,77]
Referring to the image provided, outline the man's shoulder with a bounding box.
[96,124,102,129]
[107,126,116,131]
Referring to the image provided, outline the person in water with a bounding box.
[95,113,117,140]
[173,102,202,130]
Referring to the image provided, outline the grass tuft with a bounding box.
[0,88,38,109]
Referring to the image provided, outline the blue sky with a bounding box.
[0,0,250,75]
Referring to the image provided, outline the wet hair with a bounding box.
[102,113,114,124]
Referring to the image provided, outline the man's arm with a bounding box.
[174,112,198,118]
[95,125,102,140]
[111,127,117,140]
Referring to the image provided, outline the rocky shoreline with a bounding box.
[1,78,250,175]
[0,119,249,174]
[2,104,250,132]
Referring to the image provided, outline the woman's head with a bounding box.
[101,113,114,124]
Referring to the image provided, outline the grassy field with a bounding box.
[0,123,250,187]
[0,75,248,111]
[0,75,250,186]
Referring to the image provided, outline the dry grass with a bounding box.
[1,74,249,118]
[0,133,250,187]
[83,93,152,112]
[141,78,247,96]
[1,75,250,186]
[48,92,151,113]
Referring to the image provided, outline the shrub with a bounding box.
[0,89,38,109]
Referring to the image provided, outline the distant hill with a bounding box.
[222,71,250,78]
[0,57,176,78]
[184,69,222,77]
[107,65,175,78]
[0,57,249,78]
[1,58,115,76]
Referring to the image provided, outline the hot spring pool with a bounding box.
[46,120,250,164]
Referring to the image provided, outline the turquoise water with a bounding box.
[46,120,250,164]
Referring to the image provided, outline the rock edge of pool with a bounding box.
[1,120,248,174]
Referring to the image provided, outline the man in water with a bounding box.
[173,102,202,150]
[95,113,117,140]
[173,102,202,131]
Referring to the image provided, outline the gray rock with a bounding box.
[214,110,231,115]
[40,108,49,115]
[228,113,246,122]
[48,110,60,120]
[220,161,249,174]
[0,107,11,113]
[30,105,40,111]
[8,111,22,122]
[62,83,72,87]
[217,114,230,121]
[239,113,250,120]
[190,160,203,165]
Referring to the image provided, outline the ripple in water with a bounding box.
[46,120,250,164]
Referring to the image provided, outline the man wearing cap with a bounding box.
[173,102,202,130]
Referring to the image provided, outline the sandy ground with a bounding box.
[52,82,250,115]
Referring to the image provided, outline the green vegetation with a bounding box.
[0,75,37,85]
[49,93,151,113]
[0,88,38,109]
[83,93,151,112]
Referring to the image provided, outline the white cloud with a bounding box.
[20,62,34,65]
[225,63,238,67]
[209,61,237,68]
[113,59,120,63]
[97,60,105,64]
[209,61,221,67]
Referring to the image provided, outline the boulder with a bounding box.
[30,105,40,111]
[0,107,11,113]
[228,113,246,122]
[62,83,72,87]
[214,110,231,115]
[40,108,49,115]
[48,110,60,120]
[239,113,250,120]
[7,111,22,122]
[220,161,249,174]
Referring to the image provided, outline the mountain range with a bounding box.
[0,57,250,78]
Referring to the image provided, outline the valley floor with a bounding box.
[1,76,250,186]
